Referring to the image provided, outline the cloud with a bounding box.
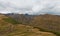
[0,0,60,15]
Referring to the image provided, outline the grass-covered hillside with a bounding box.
[0,14,56,36]
[5,14,60,36]
[30,14,60,36]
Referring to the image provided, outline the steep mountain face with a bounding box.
[5,13,36,24]
[5,14,60,36]
[0,14,56,36]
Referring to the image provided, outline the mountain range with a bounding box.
[0,13,60,36]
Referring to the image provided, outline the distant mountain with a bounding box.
[0,14,56,36]
[5,13,37,24]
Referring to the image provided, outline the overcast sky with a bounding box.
[0,0,60,15]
